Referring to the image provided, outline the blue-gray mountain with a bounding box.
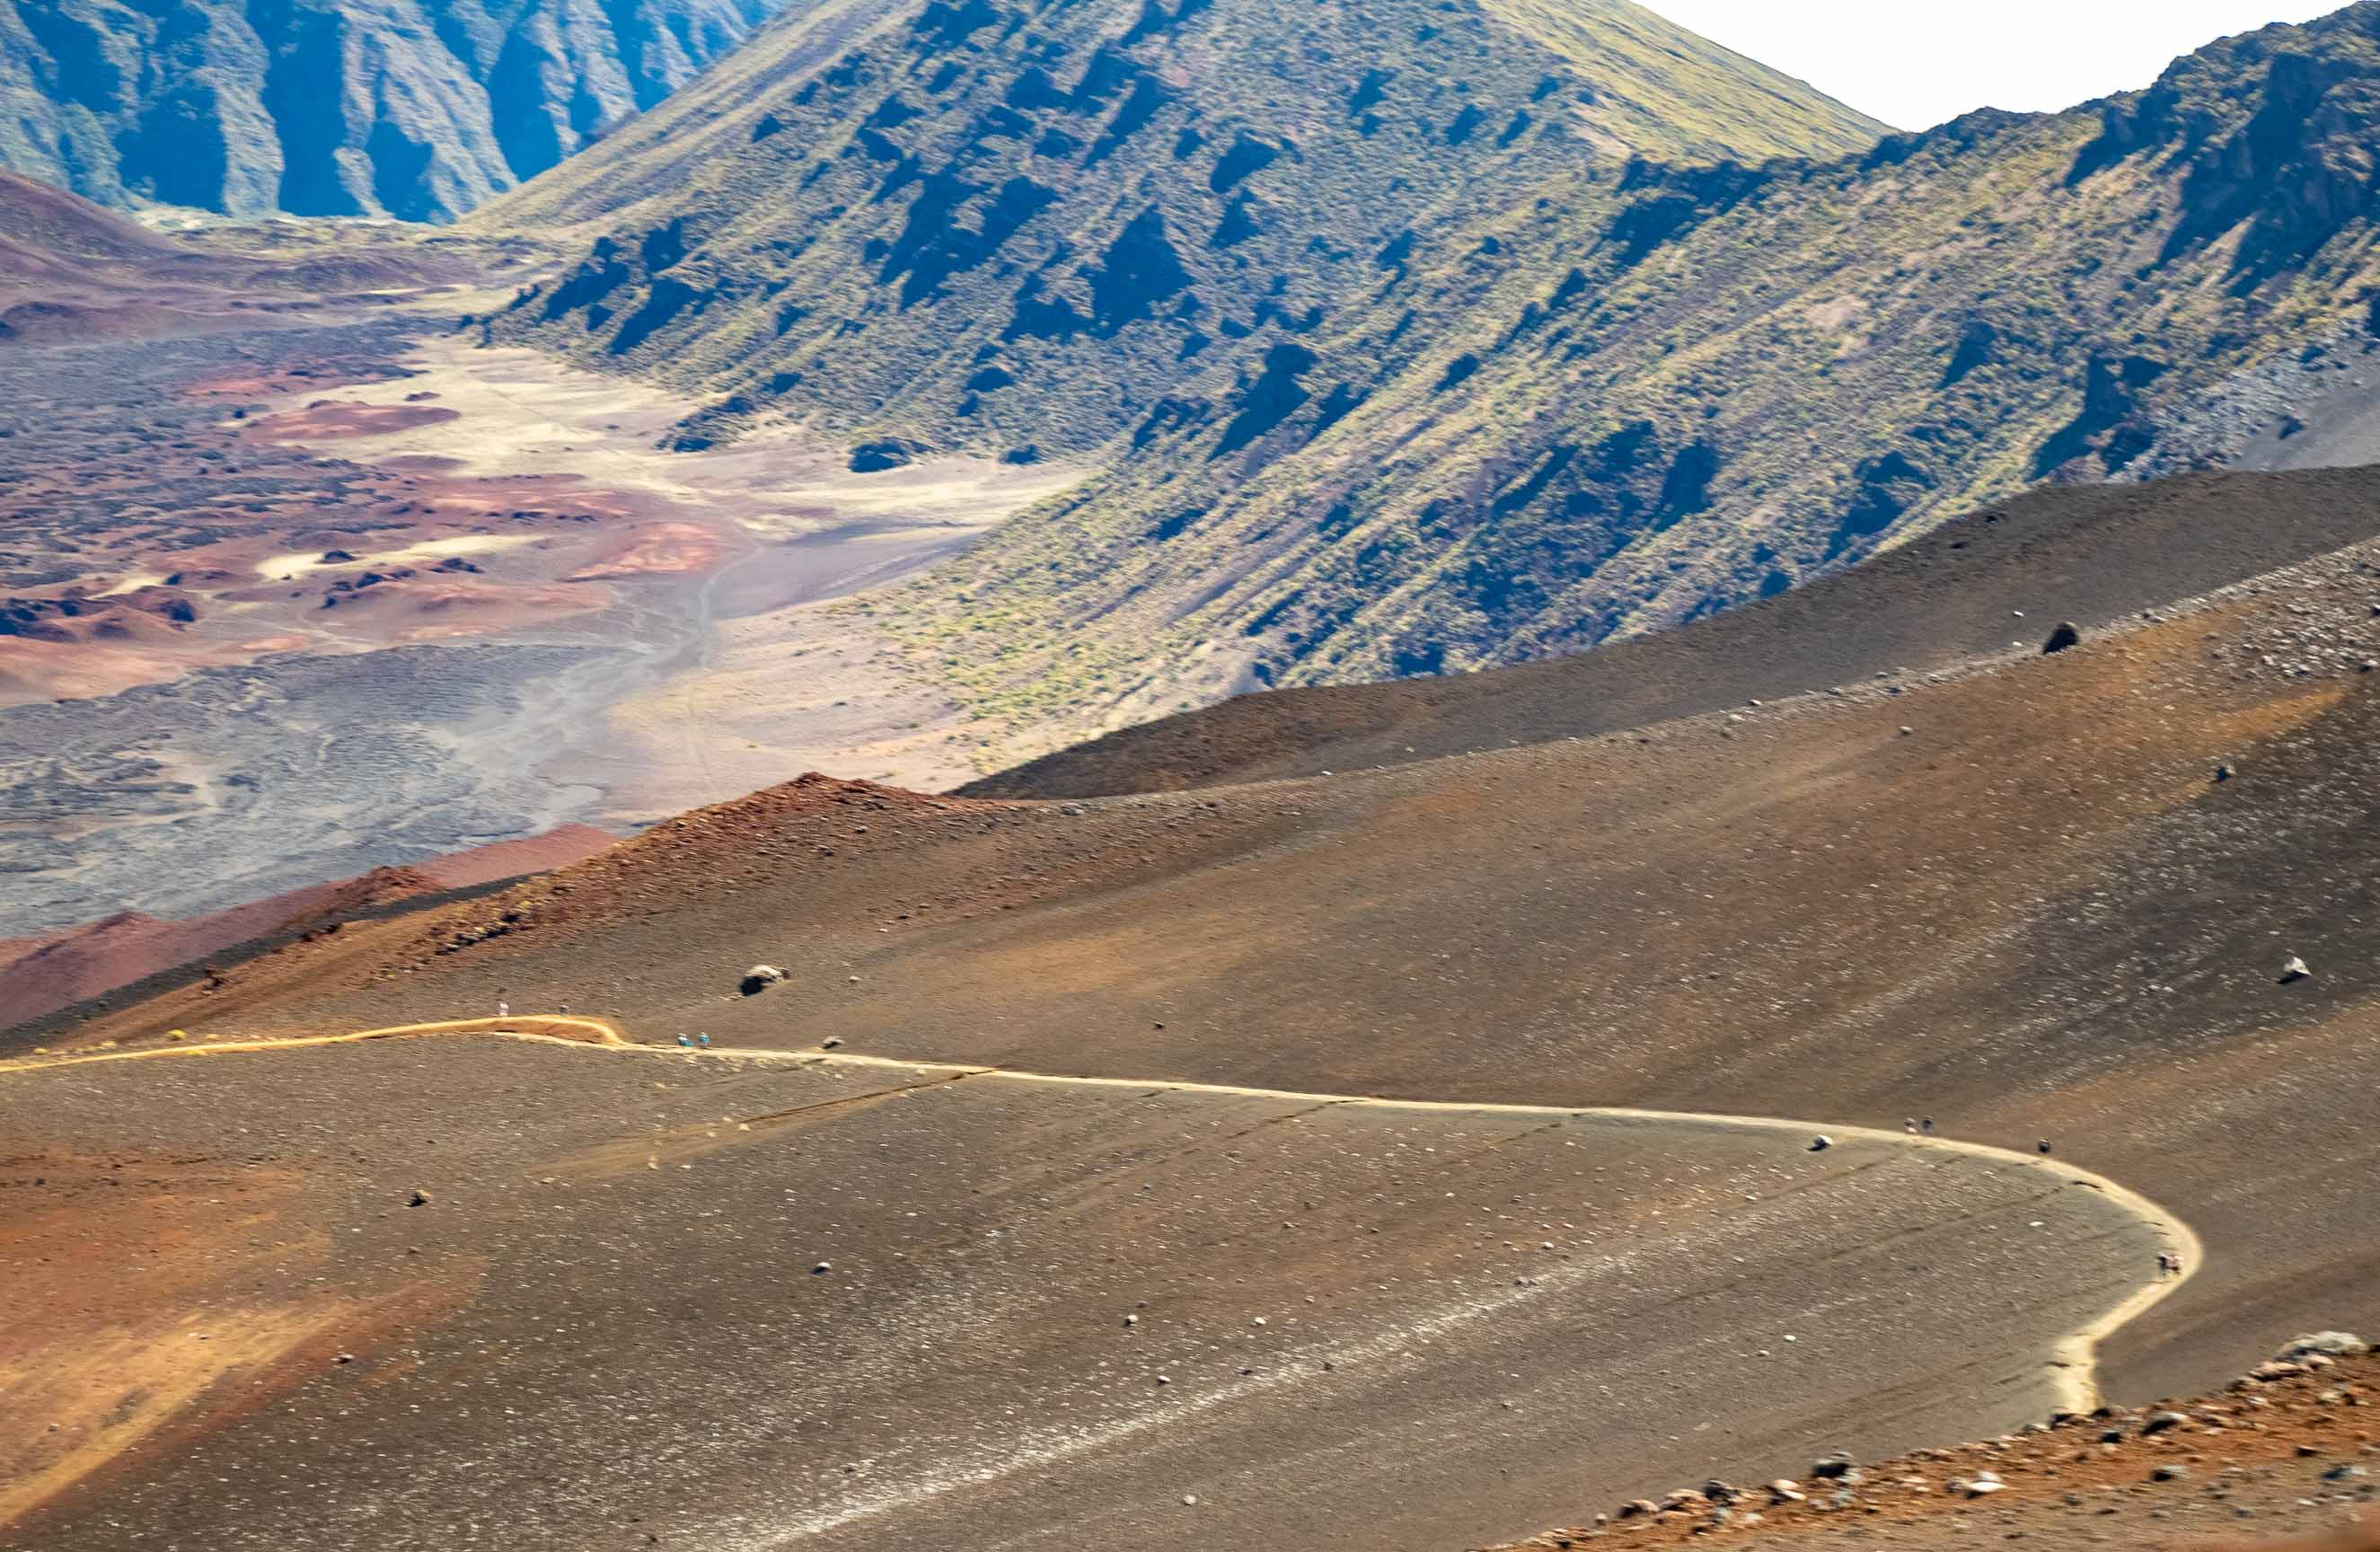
[0,0,802,220]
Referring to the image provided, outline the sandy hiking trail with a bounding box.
[4,1013,2201,1417]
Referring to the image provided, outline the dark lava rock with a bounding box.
[851,439,928,473]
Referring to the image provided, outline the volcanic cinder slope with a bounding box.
[0,0,814,221]
[490,1,2380,764]
[21,462,2380,1547]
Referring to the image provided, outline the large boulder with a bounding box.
[739,964,788,997]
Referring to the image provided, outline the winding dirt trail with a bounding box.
[3,1012,2201,1414]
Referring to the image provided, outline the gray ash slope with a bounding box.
[0,0,812,221]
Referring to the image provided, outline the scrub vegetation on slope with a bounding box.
[496,1,2380,766]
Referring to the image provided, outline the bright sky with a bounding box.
[1651,2,2341,131]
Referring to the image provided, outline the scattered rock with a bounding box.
[2154,1464,2190,1482]
[408,1189,430,1207]
[2142,1411,2190,1435]
[1811,1453,1856,1480]
[1809,1134,1833,1152]
[2042,622,2083,654]
[1617,1499,1661,1520]
[2279,1332,2368,1360]
[2279,955,2313,983]
[740,964,788,996]
[812,1261,832,1274]
[849,438,927,473]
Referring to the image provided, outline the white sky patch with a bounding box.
[1649,2,2340,132]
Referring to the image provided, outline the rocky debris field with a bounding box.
[1498,1338,2378,1551]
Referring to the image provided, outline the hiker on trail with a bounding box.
[1903,1117,1917,1134]
[1921,1116,1935,1135]
[497,999,508,1020]
[2156,1253,2173,1279]
[676,1034,692,1048]
[2037,1139,2052,1155]
[696,1033,711,1047]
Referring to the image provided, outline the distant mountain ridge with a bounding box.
[480,0,1888,454]
[492,2,2380,769]
[0,0,804,221]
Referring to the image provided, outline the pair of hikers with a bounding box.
[2156,1251,2184,1280]
[1901,1116,1935,1135]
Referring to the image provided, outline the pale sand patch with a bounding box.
[275,335,1081,542]
[254,532,542,580]
[93,569,170,597]
[0,1302,354,1529]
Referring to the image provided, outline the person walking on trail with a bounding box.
[1921,1116,1935,1135]
[497,999,508,1020]
[2037,1139,2052,1155]
[1903,1117,1917,1135]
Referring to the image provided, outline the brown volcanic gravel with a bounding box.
[1494,1353,2379,1552]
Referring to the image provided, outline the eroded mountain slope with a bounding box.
[483,0,1885,458]
[496,3,2380,764]
[869,4,2380,751]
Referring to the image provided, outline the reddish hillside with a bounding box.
[0,825,615,1028]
